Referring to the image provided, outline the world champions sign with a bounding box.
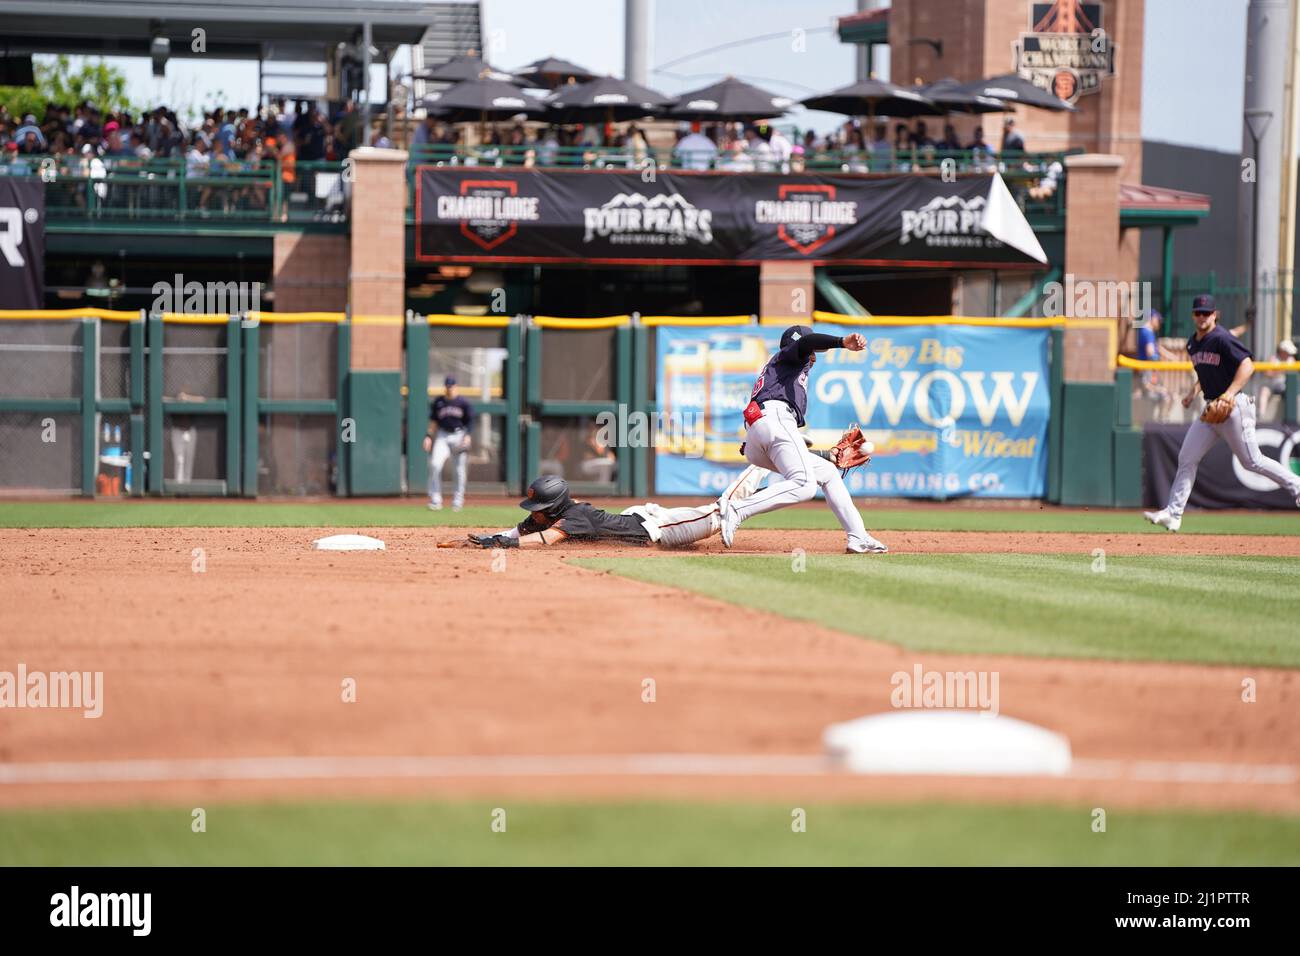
[1012,0,1117,105]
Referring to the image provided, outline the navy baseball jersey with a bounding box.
[1187,326,1252,401]
[431,395,474,432]
[749,332,843,426]
[517,501,650,543]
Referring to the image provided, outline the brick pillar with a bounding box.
[1063,153,1124,383]
[273,232,349,311]
[759,261,814,324]
[348,146,408,370]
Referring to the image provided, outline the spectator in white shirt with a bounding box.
[673,123,718,170]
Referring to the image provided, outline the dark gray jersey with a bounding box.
[748,332,843,426]
[518,501,651,543]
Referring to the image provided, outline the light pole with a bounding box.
[1245,108,1273,333]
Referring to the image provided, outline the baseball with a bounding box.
[863,441,875,454]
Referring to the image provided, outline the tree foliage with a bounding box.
[0,55,137,120]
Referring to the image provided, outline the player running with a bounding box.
[1144,294,1300,532]
[719,324,888,554]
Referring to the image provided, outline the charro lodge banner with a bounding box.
[0,178,45,309]
[654,324,1051,499]
[1143,422,1300,510]
[415,168,1047,266]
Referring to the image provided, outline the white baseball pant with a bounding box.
[729,399,872,550]
[625,464,769,548]
[429,429,470,507]
[1165,394,1300,518]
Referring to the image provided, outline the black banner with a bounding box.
[0,177,45,309]
[415,168,1043,267]
[1143,422,1300,509]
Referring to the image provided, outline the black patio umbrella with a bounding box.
[958,73,1078,112]
[665,76,795,122]
[545,75,671,123]
[513,56,600,90]
[917,77,1008,114]
[414,53,517,84]
[427,77,547,123]
[800,79,943,119]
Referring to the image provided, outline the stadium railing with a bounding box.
[0,156,347,224]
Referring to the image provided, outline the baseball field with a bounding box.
[1,498,1298,866]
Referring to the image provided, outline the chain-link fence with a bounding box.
[0,319,83,400]
[0,412,81,493]
[259,413,335,496]
[0,319,85,492]
[257,321,339,495]
[259,322,336,400]
[162,322,227,400]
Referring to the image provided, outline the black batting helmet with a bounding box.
[519,475,571,513]
[780,324,813,350]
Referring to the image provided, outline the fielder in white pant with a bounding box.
[424,375,474,511]
[719,324,887,554]
[1145,295,1300,532]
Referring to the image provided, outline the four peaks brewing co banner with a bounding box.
[656,324,1051,499]
[0,178,44,309]
[416,169,1047,266]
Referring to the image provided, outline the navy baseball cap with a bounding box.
[444,375,457,387]
[1191,294,1217,314]
[780,325,813,349]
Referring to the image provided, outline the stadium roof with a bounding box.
[0,0,442,62]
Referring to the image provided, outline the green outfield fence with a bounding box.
[5,309,1293,501]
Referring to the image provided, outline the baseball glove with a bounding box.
[829,423,872,475]
[1201,395,1235,424]
[465,533,518,549]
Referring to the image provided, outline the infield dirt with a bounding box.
[1,527,1296,813]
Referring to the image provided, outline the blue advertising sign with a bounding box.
[655,323,1051,499]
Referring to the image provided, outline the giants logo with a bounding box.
[434,180,540,251]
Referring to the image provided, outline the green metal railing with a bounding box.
[1140,271,1296,341]
[0,157,347,224]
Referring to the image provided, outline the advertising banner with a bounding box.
[0,177,45,309]
[655,323,1051,499]
[416,168,1046,267]
[1143,422,1300,510]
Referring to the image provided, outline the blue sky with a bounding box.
[75,0,1253,152]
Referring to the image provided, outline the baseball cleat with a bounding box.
[847,535,889,554]
[720,499,740,549]
[428,502,442,511]
[1143,509,1181,533]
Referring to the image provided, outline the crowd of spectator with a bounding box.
[0,98,371,212]
[406,110,1055,188]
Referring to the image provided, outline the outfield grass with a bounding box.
[576,554,1300,667]
[1,799,1295,866]
[1,500,1297,535]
